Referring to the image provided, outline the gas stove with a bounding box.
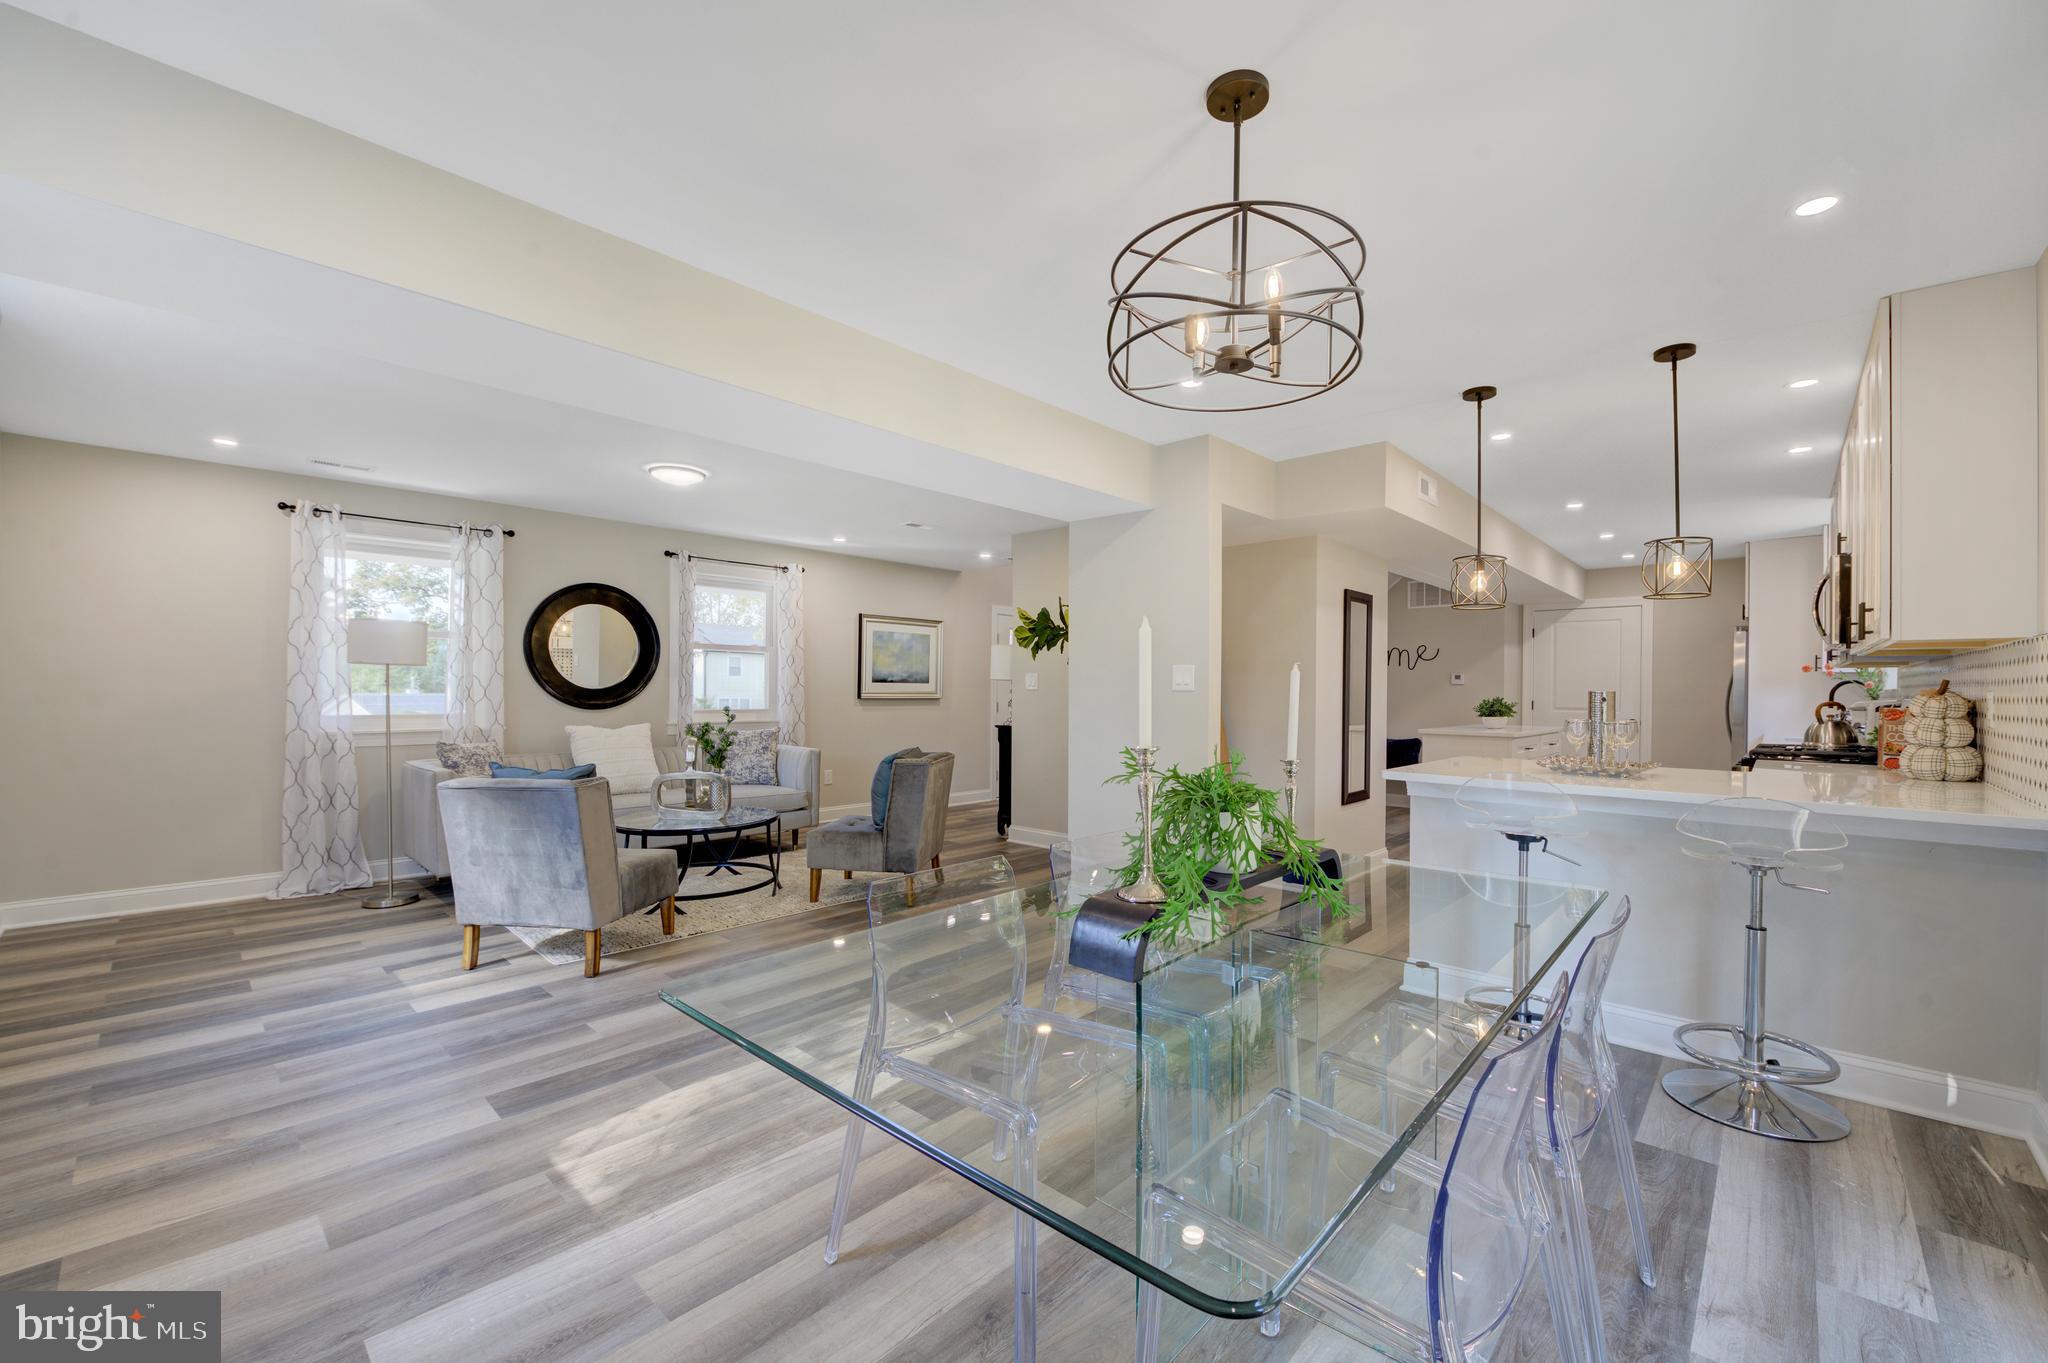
[1737,743,1880,770]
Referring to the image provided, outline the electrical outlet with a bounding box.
[1450,672,1466,685]
[823,769,834,785]
[1172,664,1196,692]
[1025,672,1039,691]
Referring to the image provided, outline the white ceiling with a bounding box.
[0,273,1054,569]
[10,0,2048,566]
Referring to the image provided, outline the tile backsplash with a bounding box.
[1898,634,2048,806]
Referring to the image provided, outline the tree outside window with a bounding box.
[344,540,453,720]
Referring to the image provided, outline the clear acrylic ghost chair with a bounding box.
[823,855,1168,1363]
[1044,835,1301,1165]
[1320,898,1649,1363]
[1456,773,1580,1024]
[1135,976,1590,1363]
[1663,797,1849,1142]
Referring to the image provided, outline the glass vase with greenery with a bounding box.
[1109,749,1348,945]
[685,706,737,770]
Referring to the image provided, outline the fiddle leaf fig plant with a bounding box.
[1108,748,1348,945]
[1014,599,1070,658]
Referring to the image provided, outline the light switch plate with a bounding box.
[823,769,834,785]
[1450,672,1466,685]
[1171,664,1196,692]
[1025,672,1039,691]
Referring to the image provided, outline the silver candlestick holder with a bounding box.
[1280,757,1299,826]
[1118,745,1168,904]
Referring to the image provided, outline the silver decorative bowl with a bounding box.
[1538,755,1660,780]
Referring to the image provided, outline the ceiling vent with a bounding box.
[311,458,375,473]
[1416,471,1439,506]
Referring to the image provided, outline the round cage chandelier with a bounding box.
[1642,342,1714,600]
[1106,71,1366,412]
[1451,385,1509,609]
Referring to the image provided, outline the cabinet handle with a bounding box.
[1853,602,1873,642]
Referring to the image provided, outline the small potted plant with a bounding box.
[1475,696,1517,730]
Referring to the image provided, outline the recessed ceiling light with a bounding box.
[1491,431,1512,442]
[211,436,239,447]
[1598,532,1615,540]
[1565,501,1585,510]
[831,535,847,543]
[644,463,709,487]
[1788,445,1813,455]
[1787,378,1819,389]
[1793,195,1839,217]
[978,551,993,560]
[1621,552,1637,560]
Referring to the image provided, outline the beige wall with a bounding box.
[1385,578,1526,735]
[1007,528,1069,838]
[0,434,1005,903]
[1582,559,1746,769]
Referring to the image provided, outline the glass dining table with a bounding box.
[659,851,1605,1361]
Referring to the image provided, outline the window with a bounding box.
[691,574,776,717]
[343,531,453,734]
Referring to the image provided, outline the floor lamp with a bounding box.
[348,617,429,909]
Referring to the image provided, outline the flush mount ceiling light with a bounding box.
[212,436,239,447]
[1643,342,1713,600]
[1793,195,1839,217]
[645,463,709,487]
[1451,385,1507,610]
[1106,70,1365,412]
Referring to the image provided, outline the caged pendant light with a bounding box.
[1642,342,1713,599]
[1105,71,1366,412]
[1451,385,1508,609]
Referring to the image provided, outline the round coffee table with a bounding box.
[615,804,783,904]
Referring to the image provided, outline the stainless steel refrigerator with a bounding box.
[1726,621,1749,767]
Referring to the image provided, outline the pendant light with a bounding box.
[1106,71,1366,412]
[1642,342,1713,599]
[1451,385,1508,609]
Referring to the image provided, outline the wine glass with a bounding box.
[1564,717,1590,759]
[1608,718,1640,764]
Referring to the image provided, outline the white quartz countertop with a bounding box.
[1389,755,2048,841]
[1414,723,1563,738]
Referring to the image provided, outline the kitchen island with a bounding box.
[1389,756,2048,1161]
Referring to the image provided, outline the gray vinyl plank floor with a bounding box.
[1,804,2043,1361]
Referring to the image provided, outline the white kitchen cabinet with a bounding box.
[1415,724,1562,763]
[1835,268,2039,658]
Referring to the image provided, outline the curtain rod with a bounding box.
[664,551,799,573]
[276,502,513,537]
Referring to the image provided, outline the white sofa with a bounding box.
[400,742,820,880]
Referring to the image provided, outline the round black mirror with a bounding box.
[524,583,660,709]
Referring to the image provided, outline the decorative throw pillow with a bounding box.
[724,728,780,785]
[565,722,660,796]
[489,762,597,780]
[871,748,923,829]
[436,738,502,777]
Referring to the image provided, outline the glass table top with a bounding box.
[615,803,780,834]
[658,852,1605,1327]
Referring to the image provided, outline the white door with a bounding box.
[1526,602,1649,759]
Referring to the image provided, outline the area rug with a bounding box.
[505,843,872,964]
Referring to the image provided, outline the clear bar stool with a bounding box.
[1455,772,1581,1033]
[1662,797,1850,1143]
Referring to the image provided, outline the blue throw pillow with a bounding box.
[870,748,922,828]
[489,762,598,780]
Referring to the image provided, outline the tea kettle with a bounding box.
[1804,702,1858,748]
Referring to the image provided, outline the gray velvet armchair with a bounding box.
[437,776,677,977]
[805,751,954,902]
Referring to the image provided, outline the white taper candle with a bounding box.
[1137,616,1153,749]
[1286,662,1301,761]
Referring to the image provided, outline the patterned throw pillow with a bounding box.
[724,728,781,785]
[436,738,502,777]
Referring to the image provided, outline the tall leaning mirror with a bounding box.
[1341,588,1374,804]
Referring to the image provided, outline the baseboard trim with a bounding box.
[820,788,993,822]
[0,857,434,933]
[1001,825,1066,849]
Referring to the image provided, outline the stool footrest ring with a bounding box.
[1672,1022,1841,1086]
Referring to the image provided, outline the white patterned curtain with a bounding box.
[775,563,806,743]
[669,554,698,735]
[274,504,371,898]
[443,523,506,747]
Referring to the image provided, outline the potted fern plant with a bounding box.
[1109,749,1347,946]
[1475,696,1517,730]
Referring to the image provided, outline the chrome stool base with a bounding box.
[1662,1067,1851,1143]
